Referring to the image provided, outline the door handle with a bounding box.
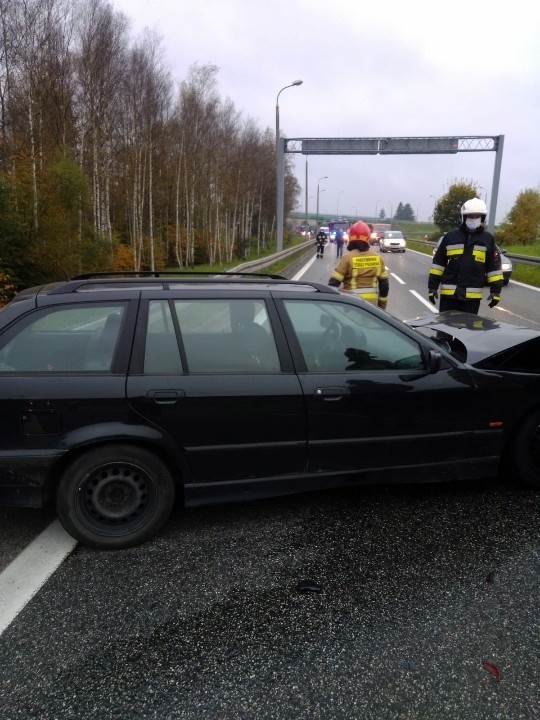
[147,390,185,404]
[314,386,349,399]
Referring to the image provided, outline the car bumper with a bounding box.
[0,451,61,507]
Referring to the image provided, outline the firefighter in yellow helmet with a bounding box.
[328,220,389,309]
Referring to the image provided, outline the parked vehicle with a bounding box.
[379,230,406,253]
[500,249,513,285]
[0,272,539,548]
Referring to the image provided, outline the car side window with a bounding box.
[283,300,425,372]
[0,305,126,373]
[174,299,280,373]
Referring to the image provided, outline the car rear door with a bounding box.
[126,292,308,497]
[0,299,137,505]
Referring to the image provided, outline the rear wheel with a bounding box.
[509,410,540,487]
[56,444,176,548]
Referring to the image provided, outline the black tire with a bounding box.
[56,444,176,549]
[509,410,540,488]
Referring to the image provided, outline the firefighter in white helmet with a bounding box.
[428,198,503,314]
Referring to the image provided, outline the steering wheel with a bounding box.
[316,320,342,366]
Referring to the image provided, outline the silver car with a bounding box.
[379,230,406,253]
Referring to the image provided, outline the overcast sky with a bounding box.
[112,0,539,224]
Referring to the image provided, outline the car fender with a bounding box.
[48,422,187,493]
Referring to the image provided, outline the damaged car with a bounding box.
[0,274,539,548]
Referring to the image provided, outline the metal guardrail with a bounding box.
[505,252,540,267]
[230,239,315,273]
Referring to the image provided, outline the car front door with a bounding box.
[126,295,308,497]
[277,297,477,481]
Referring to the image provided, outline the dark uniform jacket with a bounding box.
[428,225,503,301]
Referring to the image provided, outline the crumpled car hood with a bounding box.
[406,310,540,367]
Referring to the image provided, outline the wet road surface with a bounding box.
[1,479,539,719]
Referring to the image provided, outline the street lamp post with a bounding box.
[275,79,303,251]
[375,199,381,218]
[316,176,327,230]
[387,201,393,220]
[304,158,308,226]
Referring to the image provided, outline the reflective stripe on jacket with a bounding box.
[330,249,389,307]
[428,226,503,299]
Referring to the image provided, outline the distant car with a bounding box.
[379,230,406,253]
[433,238,512,285]
[369,223,392,245]
[499,249,513,285]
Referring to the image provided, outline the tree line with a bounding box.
[0,0,300,299]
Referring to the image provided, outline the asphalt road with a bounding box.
[1,480,539,719]
[1,249,539,719]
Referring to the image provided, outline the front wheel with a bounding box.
[507,410,540,487]
[56,444,176,548]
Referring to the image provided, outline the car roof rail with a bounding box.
[70,270,288,280]
[41,271,339,296]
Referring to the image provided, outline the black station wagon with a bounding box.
[0,272,539,548]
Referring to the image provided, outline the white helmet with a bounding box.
[461,197,487,222]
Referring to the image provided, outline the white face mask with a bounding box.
[465,217,482,231]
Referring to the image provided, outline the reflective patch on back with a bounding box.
[351,256,380,269]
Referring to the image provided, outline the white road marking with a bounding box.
[509,279,540,292]
[0,519,77,636]
[292,254,317,280]
[410,289,438,310]
[390,273,405,284]
[497,305,540,328]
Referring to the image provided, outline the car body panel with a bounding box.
[407,311,540,365]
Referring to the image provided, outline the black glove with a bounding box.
[428,290,438,305]
[487,294,500,308]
